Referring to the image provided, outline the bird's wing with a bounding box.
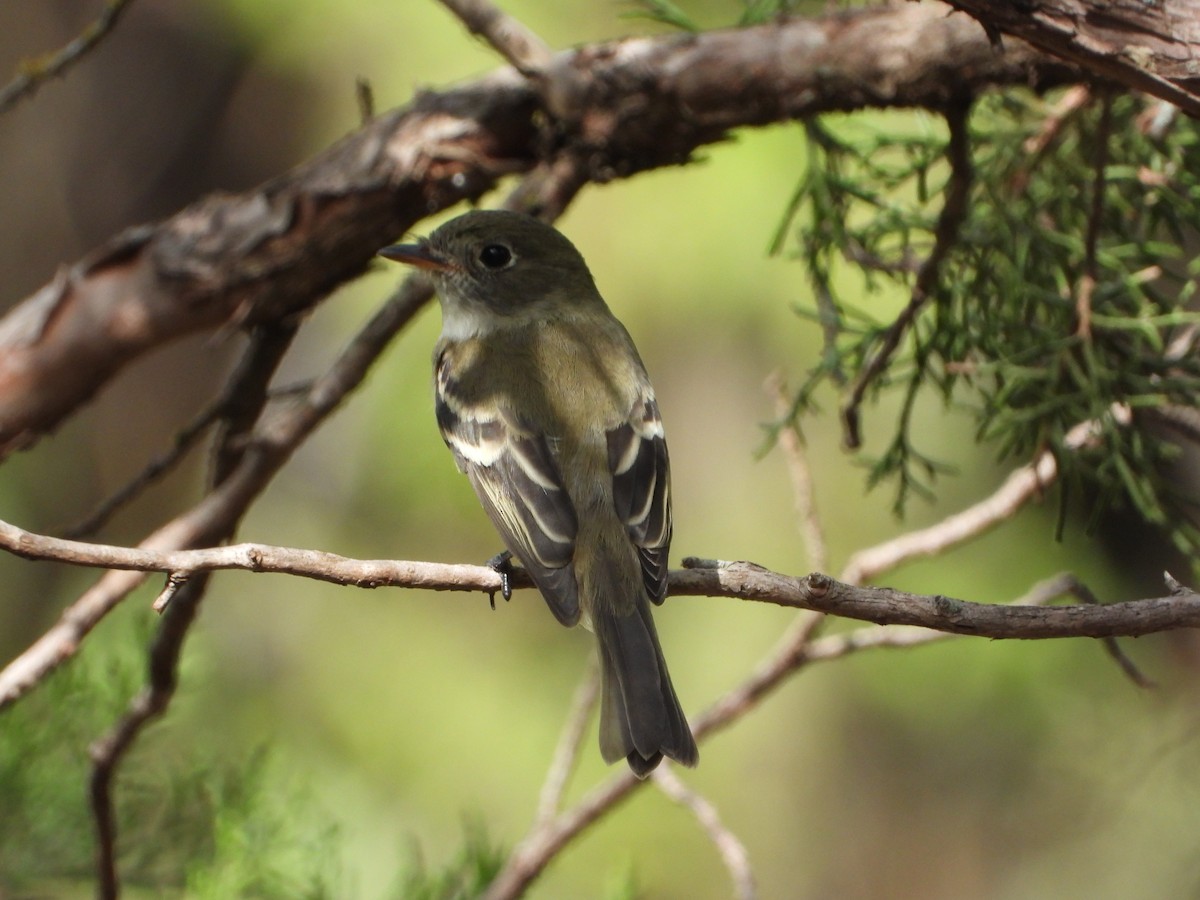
[607,390,673,604]
[435,364,581,625]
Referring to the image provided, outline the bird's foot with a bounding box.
[486,550,515,609]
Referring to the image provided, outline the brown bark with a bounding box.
[0,3,1074,457]
[944,0,1200,114]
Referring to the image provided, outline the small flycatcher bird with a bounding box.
[379,210,697,777]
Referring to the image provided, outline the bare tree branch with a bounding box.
[654,768,757,900]
[484,570,1072,897]
[942,0,1200,116]
[2,510,1199,684]
[0,159,587,712]
[1053,573,1156,687]
[437,0,554,76]
[0,2,1075,458]
[534,657,600,828]
[62,398,223,539]
[89,320,299,898]
[763,372,831,653]
[0,0,137,115]
[90,574,209,900]
[765,372,828,574]
[840,406,1132,585]
[485,765,642,900]
[675,561,1200,639]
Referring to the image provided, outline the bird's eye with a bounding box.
[478,243,513,269]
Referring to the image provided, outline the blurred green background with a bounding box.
[2,2,1200,898]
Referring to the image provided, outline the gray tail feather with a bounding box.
[595,601,698,778]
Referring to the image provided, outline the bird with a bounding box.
[379,209,698,777]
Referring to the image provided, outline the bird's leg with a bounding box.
[486,549,515,608]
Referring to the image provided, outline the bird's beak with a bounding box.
[377,242,453,272]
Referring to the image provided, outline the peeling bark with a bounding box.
[0,4,1077,456]
[944,0,1200,114]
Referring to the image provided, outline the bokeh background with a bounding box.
[2,2,1199,898]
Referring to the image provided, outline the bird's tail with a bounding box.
[595,601,698,778]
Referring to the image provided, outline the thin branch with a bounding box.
[0,276,433,712]
[1076,90,1113,339]
[63,393,225,539]
[840,406,1131,585]
[672,561,1200,640]
[0,160,588,712]
[89,320,299,898]
[0,0,136,115]
[534,656,600,828]
[1055,574,1155,688]
[1011,84,1091,195]
[485,766,642,900]
[765,372,828,574]
[67,323,301,539]
[1,512,1198,649]
[485,571,1069,897]
[764,371,829,650]
[437,0,554,76]
[841,100,974,449]
[654,768,757,900]
[90,576,209,900]
[356,76,374,124]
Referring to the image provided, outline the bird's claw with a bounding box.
[486,550,515,608]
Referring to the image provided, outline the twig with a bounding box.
[0,158,588,712]
[63,397,224,539]
[674,562,1200,639]
[764,371,829,649]
[840,406,1131,585]
[1054,574,1154,688]
[1076,90,1113,339]
[654,768,756,900]
[764,372,828,574]
[0,0,137,115]
[0,276,433,712]
[485,767,642,900]
[356,76,374,124]
[486,571,1071,897]
[1011,84,1091,195]
[90,576,209,900]
[89,320,298,897]
[534,656,600,828]
[841,99,974,449]
[0,520,1195,668]
[66,322,303,540]
[4,517,1197,642]
[437,0,553,76]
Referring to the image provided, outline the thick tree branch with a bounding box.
[942,0,1200,116]
[0,2,1075,457]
